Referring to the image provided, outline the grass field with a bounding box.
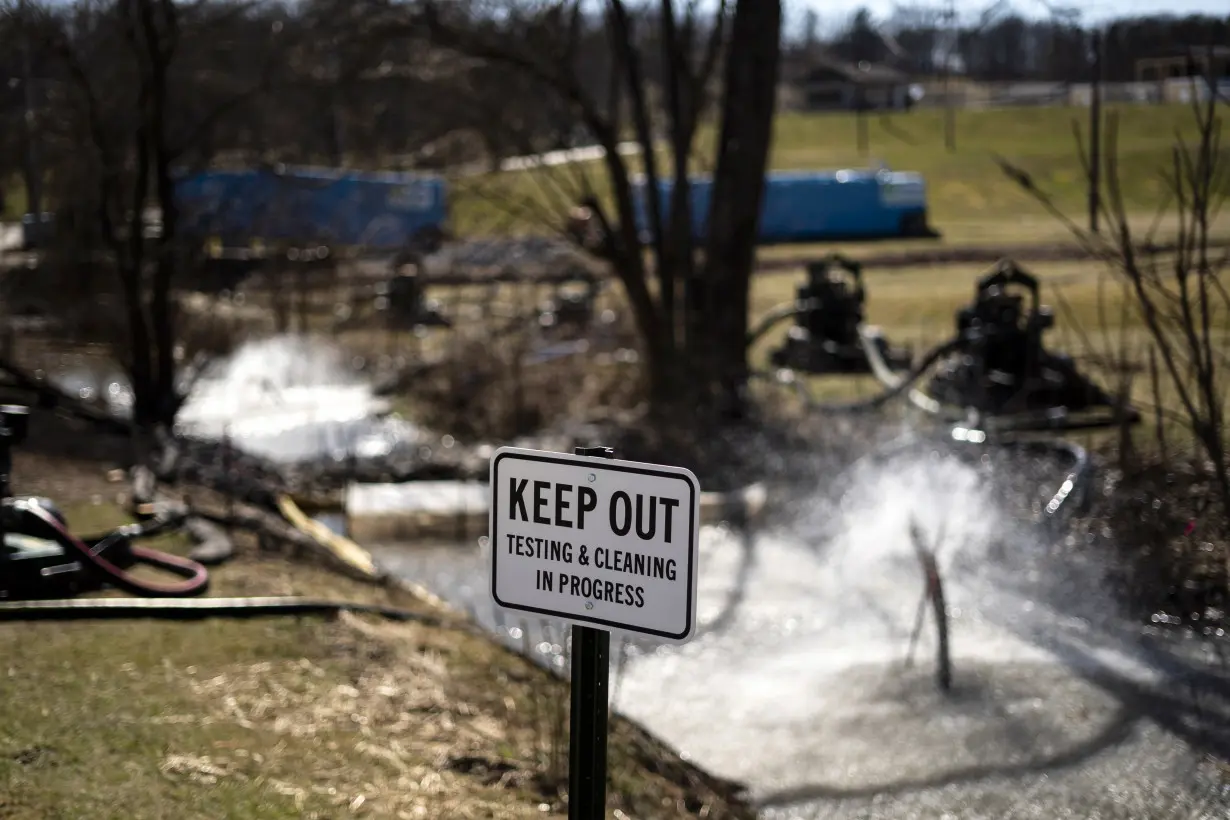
[451,103,1230,246]
[5,103,1226,249]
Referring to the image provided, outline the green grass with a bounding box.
[7,104,1225,250]
[0,502,751,820]
[450,103,1230,245]
[769,104,1209,221]
[1,177,25,221]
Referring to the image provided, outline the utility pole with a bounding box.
[1088,27,1102,234]
[856,87,869,156]
[942,0,956,152]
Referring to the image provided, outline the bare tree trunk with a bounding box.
[18,0,42,218]
[420,0,776,423]
[143,0,182,430]
[696,0,781,412]
[297,265,310,334]
[273,264,291,333]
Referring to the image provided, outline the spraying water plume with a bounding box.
[175,334,423,463]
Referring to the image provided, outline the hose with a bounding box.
[858,325,947,414]
[0,596,447,624]
[856,320,1141,437]
[23,503,210,598]
[747,300,950,415]
[780,337,966,414]
[746,300,810,348]
[276,494,382,580]
[991,436,1094,528]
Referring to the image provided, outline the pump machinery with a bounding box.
[0,404,209,601]
[920,259,1125,428]
[765,254,912,376]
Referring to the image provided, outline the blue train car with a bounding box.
[174,165,448,251]
[630,168,931,244]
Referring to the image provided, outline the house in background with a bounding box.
[1135,45,1230,104]
[785,52,914,112]
[1134,45,1230,83]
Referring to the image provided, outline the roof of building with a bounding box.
[787,50,910,86]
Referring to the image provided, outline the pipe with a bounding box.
[794,338,966,414]
[0,596,446,625]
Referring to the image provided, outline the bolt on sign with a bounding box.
[489,446,701,643]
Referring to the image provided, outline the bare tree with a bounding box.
[422,0,783,421]
[20,0,284,433]
[997,80,1230,535]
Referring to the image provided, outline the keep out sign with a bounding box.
[488,447,700,643]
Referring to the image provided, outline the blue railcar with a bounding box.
[174,165,448,251]
[630,168,931,245]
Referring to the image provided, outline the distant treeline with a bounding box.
[0,0,1225,198]
[798,7,1230,83]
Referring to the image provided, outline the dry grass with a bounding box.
[0,497,753,820]
[390,311,643,441]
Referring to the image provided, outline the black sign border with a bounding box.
[490,450,698,641]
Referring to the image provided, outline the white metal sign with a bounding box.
[489,447,701,643]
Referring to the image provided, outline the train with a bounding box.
[19,164,450,256]
[18,163,933,256]
[629,167,934,245]
[174,165,450,253]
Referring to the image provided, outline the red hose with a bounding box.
[25,504,210,598]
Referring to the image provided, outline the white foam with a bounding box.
[175,334,423,462]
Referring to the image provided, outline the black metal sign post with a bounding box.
[490,443,699,818]
[569,446,613,820]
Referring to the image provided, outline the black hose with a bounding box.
[746,301,809,348]
[993,436,1093,528]
[977,404,1141,435]
[0,596,447,625]
[792,338,966,413]
[854,321,1141,437]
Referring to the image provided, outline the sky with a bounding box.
[789,0,1229,30]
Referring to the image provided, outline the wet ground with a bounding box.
[372,453,1230,819]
